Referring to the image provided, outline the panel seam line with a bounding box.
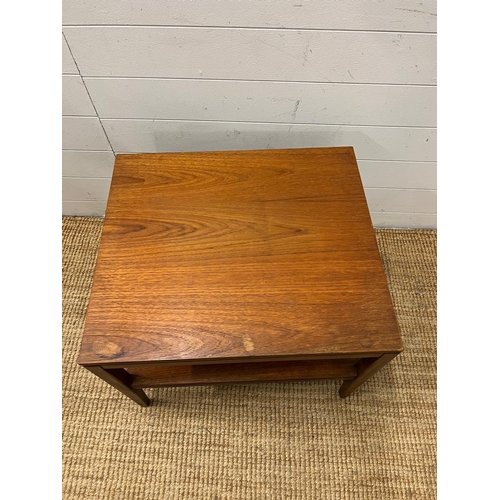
[63,32,116,155]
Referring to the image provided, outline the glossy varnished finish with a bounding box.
[78,147,403,404]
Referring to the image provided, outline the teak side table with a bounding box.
[78,147,403,407]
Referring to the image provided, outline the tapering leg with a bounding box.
[86,366,150,407]
[339,353,398,398]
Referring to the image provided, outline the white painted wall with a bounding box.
[62,0,436,228]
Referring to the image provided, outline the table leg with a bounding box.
[339,353,398,398]
[86,366,150,407]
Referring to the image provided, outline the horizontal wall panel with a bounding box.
[62,34,78,74]
[63,0,437,33]
[64,27,436,85]
[62,75,96,116]
[62,177,112,201]
[102,119,436,162]
[365,188,436,214]
[62,151,115,177]
[358,161,436,189]
[85,78,436,127]
[63,201,107,216]
[370,212,436,229]
[62,117,112,150]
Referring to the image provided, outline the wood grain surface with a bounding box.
[127,359,358,388]
[78,147,403,366]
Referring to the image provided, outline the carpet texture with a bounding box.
[62,217,436,500]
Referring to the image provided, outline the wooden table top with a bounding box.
[78,147,403,366]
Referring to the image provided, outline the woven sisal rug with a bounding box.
[62,217,436,499]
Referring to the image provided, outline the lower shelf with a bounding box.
[127,358,359,388]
